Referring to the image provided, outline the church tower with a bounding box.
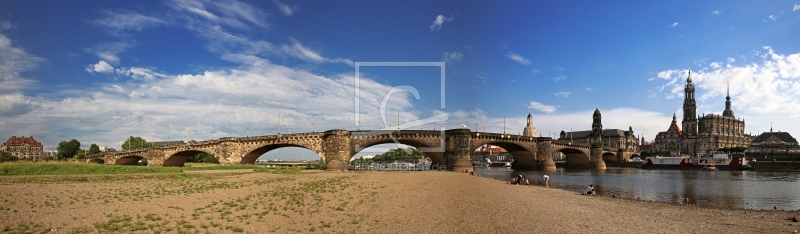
[682,69,698,137]
[723,82,735,117]
[522,111,537,137]
[591,106,603,144]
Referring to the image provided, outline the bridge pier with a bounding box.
[323,130,352,171]
[590,145,606,169]
[446,129,473,172]
[539,159,556,171]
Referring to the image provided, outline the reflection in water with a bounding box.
[473,167,800,210]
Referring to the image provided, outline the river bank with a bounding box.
[0,171,797,233]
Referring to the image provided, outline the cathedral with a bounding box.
[651,69,751,156]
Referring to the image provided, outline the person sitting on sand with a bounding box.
[510,177,517,185]
[469,171,478,176]
[517,173,526,185]
[586,184,596,196]
[542,175,549,187]
[524,178,530,185]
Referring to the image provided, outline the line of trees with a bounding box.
[351,147,427,165]
[51,136,147,160]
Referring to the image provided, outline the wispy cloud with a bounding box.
[554,92,571,98]
[671,22,679,28]
[794,3,800,12]
[442,52,464,63]
[528,101,557,113]
[273,0,298,16]
[584,87,592,91]
[84,42,133,64]
[506,52,531,65]
[553,75,567,81]
[711,10,722,15]
[281,39,353,66]
[92,10,166,35]
[169,0,269,29]
[429,14,453,31]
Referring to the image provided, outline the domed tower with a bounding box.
[522,111,537,137]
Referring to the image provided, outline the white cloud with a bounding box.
[711,10,722,15]
[767,15,778,21]
[0,93,37,117]
[86,61,115,74]
[273,0,298,16]
[0,34,41,94]
[795,3,800,12]
[554,92,571,98]
[442,52,464,63]
[553,75,567,81]
[0,54,414,150]
[709,62,721,69]
[532,69,541,74]
[429,15,453,31]
[475,73,488,83]
[727,57,736,63]
[506,52,531,65]
[650,47,800,136]
[116,67,167,81]
[671,22,679,28]
[584,87,592,91]
[528,101,557,113]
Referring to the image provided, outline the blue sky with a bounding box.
[2,1,800,159]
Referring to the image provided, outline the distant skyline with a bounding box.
[2,1,800,160]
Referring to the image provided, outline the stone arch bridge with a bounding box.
[87,129,636,171]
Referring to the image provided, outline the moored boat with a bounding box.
[642,154,752,170]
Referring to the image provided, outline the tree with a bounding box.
[89,144,101,154]
[56,139,81,160]
[187,153,219,163]
[121,136,151,150]
[0,151,18,162]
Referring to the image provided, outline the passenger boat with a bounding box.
[641,154,752,170]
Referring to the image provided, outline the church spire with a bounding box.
[687,68,692,83]
[723,81,734,117]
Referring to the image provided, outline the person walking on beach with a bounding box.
[542,175,549,187]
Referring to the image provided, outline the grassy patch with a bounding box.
[0,162,180,175]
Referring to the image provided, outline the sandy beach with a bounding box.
[0,171,797,233]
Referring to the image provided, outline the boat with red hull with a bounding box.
[641,155,752,170]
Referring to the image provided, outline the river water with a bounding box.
[473,166,800,211]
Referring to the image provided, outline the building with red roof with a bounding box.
[1,136,44,159]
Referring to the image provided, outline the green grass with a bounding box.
[0,163,181,175]
[0,162,304,175]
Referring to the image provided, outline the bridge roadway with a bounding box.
[85,129,638,171]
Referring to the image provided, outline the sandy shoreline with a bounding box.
[0,171,797,233]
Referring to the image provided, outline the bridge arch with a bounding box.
[557,148,591,168]
[471,142,536,167]
[353,139,445,166]
[164,150,216,167]
[88,158,105,164]
[115,155,146,165]
[602,152,617,162]
[241,144,320,165]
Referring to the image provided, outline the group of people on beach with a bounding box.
[509,173,550,187]
[507,173,596,195]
